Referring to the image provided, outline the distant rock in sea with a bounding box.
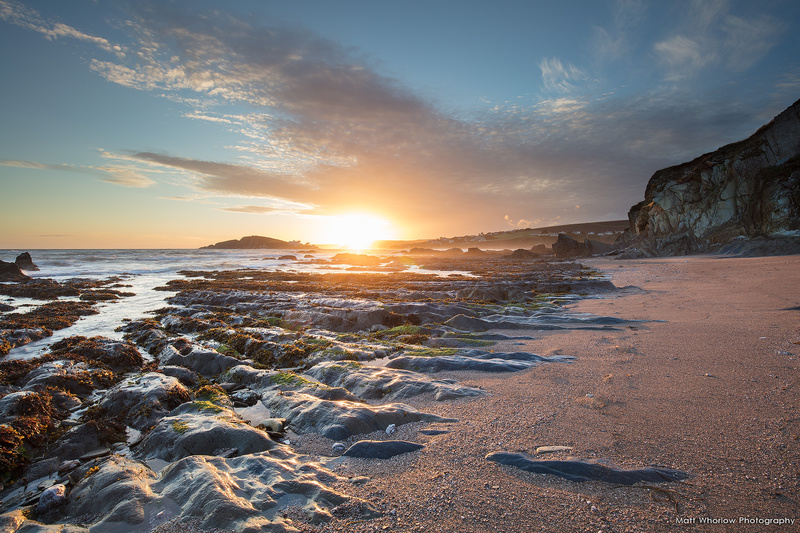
[201,235,316,250]
[621,98,800,257]
[15,252,39,271]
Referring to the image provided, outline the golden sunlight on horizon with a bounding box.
[316,213,396,250]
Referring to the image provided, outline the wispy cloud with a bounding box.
[591,0,646,63]
[0,159,79,172]
[653,0,784,81]
[539,58,590,93]
[0,157,155,188]
[654,35,715,80]
[0,0,119,53]
[218,205,290,215]
[95,166,155,188]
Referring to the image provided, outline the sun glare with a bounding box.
[321,214,394,250]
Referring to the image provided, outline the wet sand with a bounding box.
[312,255,800,532]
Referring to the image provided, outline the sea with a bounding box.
[1,248,427,360]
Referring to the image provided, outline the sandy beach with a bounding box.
[303,255,800,532]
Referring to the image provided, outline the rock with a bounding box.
[624,98,800,257]
[343,440,424,459]
[157,344,241,376]
[24,457,61,481]
[64,452,367,532]
[456,285,508,302]
[230,388,260,406]
[0,260,29,282]
[278,255,297,261]
[261,389,455,441]
[79,447,111,461]
[530,244,551,255]
[386,355,540,373]
[58,460,81,475]
[258,418,286,433]
[0,390,37,424]
[332,442,346,454]
[99,372,192,431]
[0,302,15,312]
[535,445,574,454]
[532,279,618,293]
[45,424,105,461]
[50,336,144,371]
[36,484,66,514]
[509,248,539,260]
[485,452,691,485]
[0,510,26,532]
[304,361,484,402]
[160,365,199,386]
[443,314,493,331]
[14,252,39,271]
[133,402,275,462]
[586,239,617,256]
[19,360,110,398]
[552,234,590,259]
[385,423,396,435]
[330,253,383,266]
[716,235,800,257]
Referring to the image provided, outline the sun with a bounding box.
[320,213,395,250]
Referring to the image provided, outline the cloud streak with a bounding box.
[0,158,155,188]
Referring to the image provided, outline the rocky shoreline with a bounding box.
[0,252,684,532]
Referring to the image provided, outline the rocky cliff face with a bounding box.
[624,98,800,256]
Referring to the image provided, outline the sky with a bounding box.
[1,0,799,249]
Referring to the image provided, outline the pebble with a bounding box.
[386,424,396,435]
[36,484,66,514]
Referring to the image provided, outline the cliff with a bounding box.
[201,236,314,250]
[623,98,800,256]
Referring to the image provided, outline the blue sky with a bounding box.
[1,0,799,248]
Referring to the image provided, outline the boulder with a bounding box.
[36,484,67,514]
[14,252,39,271]
[509,248,538,260]
[552,234,590,259]
[0,260,29,282]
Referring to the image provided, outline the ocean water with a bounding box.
[0,248,401,359]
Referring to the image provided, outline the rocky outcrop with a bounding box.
[14,253,38,271]
[552,234,618,259]
[0,261,28,282]
[624,98,800,256]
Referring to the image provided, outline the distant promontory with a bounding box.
[201,235,315,250]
